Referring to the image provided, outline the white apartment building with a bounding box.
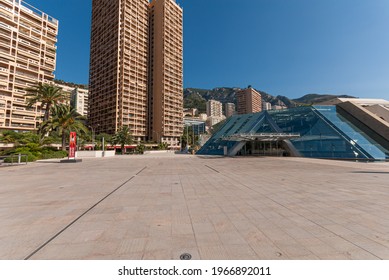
[71,87,88,116]
[206,99,222,117]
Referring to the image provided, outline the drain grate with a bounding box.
[180,253,192,260]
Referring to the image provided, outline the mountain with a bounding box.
[292,94,356,105]
[184,87,356,113]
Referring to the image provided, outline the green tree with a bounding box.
[135,143,145,154]
[25,83,66,122]
[0,130,20,144]
[42,104,89,151]
[112,126,133,154]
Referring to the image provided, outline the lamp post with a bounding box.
[88,126,95,150]
[88,124,100,150]
[186,125,189,147]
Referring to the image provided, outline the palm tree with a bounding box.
[112,126,133,154]
[42,104,88,151]
[25,83,66,122]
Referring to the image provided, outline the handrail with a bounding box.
[0,154,28,165]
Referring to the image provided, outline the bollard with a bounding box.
[18,153,21,164]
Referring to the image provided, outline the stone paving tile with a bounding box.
[0,155,388,259]
[116,238,148,254]
[198,245,231,260]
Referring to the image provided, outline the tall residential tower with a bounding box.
[89,0,149,139]
[89,0,183,146]
[0,0,58,131]
[148,0,183,146]
[236,87,262,115]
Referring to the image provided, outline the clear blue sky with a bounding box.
[27,0,389,99]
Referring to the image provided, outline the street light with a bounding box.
[88,124,100,150]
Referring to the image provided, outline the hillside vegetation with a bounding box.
[183,87,354,112]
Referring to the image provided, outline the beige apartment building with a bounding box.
[236,87,262,115]
[0,0,58,131]
[89,0,183,146]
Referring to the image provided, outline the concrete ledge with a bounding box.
[60,159,83,163]
[76,150,115,158]
[144,150,171,154]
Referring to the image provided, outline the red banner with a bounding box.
[69,132,76,159]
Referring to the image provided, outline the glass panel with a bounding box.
[198,106,389,160]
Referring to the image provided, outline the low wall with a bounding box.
[144,150,172,154]
[75,150,115,158]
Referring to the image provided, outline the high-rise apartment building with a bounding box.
[149,0,183,146]
[236,87,262,115]
[206,99,222,117]
[89,0,149,139]
[89,0,183,146]
[0,0,58,130]
[206,99,225,126]
[71,87,89,116]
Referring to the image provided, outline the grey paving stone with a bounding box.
[0,155,388,259]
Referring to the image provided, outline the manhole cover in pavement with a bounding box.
[180,253,192,260]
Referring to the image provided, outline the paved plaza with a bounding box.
[0,154,388,260]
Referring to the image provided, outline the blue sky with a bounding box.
[27,0,389,99]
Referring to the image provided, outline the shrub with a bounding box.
[4,151,37,163]
[3,145,67,162]
[40,149,67,159]
[136,144,145,154]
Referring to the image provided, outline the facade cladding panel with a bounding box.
[197,106,389,160]
[89,0,183,145]
[0,0,58,131]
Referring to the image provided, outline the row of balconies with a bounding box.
[163,79,182,87]
[0,9,13,21]
[160,60,182,70]
[164,87,183,96]
[163,77,182,88]
[163,98,183,106]
[19,20,57,41]
[164,65,183,74]
[18,29,41,44]
[0,21,15,32]
[0,2,13,13]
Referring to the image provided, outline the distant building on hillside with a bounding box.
[199,113,207,121]
[271,104,287,110]
[262,102,272,111]
[206,99,223,117]
[55,84,73,104]
[236,87,262,115]
[183,108,198,117]
[71,88,89,116]
[225,103,236,118]
[206,115,226,127]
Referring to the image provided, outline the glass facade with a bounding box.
[197,106,389,160]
